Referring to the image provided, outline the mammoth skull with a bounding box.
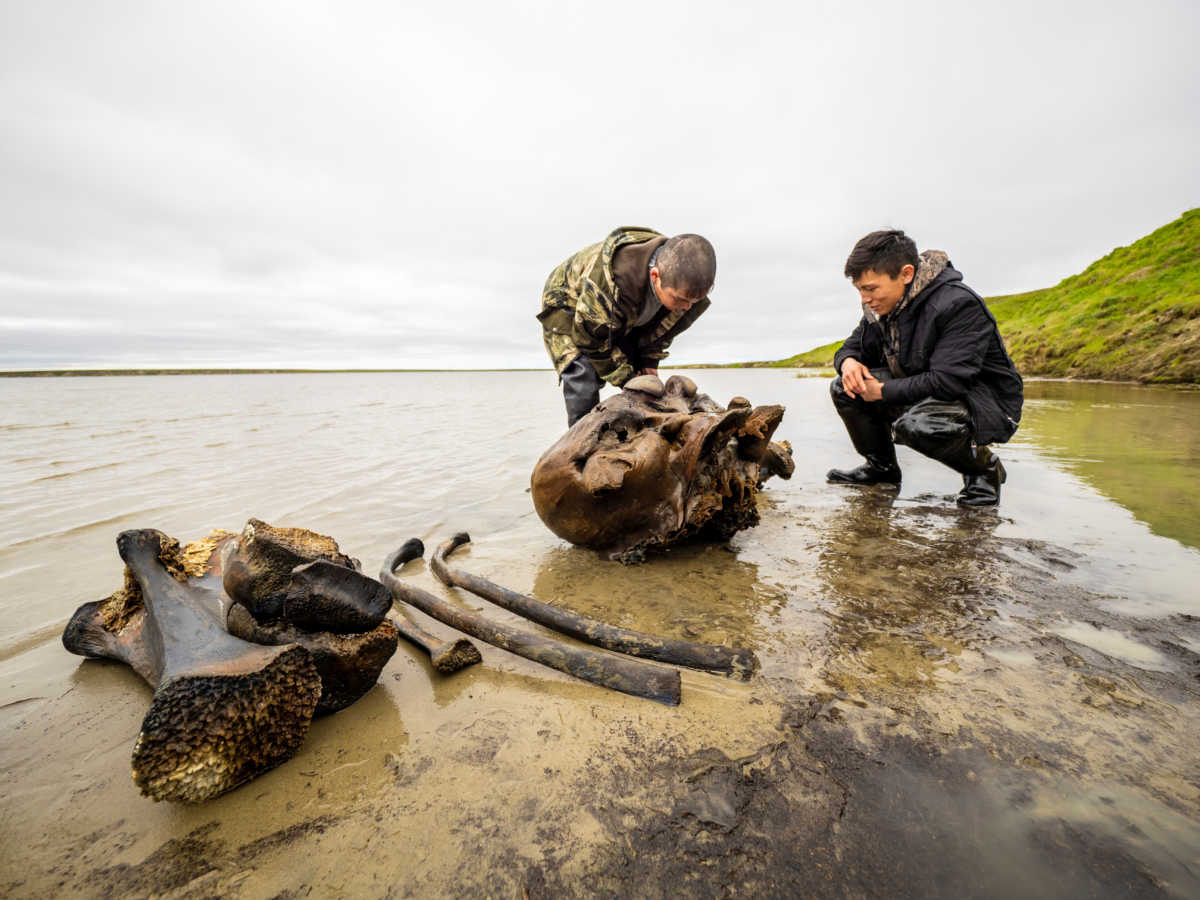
[531,374,794,560]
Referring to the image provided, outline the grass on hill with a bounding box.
[775,208,1200,383]
[986,208,1199,383]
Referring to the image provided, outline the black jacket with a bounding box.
[834,264,1023,444]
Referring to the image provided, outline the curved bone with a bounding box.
[386,609,482,674]
[431,533,758,679]
[226,603,399,714]
[63,529,322,803]
[379,539,682,705]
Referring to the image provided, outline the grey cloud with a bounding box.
[1,0,1197,370]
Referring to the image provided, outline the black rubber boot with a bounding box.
[957,447,1007,507]
[828,375,902,486]
[562,357,602,426]
[827,457,902,485]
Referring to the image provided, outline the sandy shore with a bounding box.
[2,372,1198,897]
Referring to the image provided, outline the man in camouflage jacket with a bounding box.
[538,227,715,425]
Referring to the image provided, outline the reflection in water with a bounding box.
[1016,381,1200,550]
[816,489,1002,700]
[530,542,785,652]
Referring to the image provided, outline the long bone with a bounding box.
[431,533,758,679]
[62,528,322,803]
[387,608,482,673]
[379,539,682,705]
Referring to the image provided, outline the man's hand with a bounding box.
[860,374,884,402]
[637,367,658,377]
[841,358,883,402]
[840,358,869,398]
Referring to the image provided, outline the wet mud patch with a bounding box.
[513,701,1186,899]
[795,717,1181,900]
[75,816,339,899]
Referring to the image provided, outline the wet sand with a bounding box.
[1,371,1198,898]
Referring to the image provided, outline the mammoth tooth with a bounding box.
[281,560,391,634]
[223,519,387,633]
[664,374,697,398]
[222,518,358,622]
[623,374,665,397]
[63,529,322,803]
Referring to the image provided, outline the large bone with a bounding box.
[380,539,682,705]
[431,533,758,679]
[220,530,401,711]
[226,602,400,714]
[62,529,322,803]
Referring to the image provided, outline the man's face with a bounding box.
[650,268,706,312]
[852,265,914,318]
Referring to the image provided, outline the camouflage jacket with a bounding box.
[537,226,712,387]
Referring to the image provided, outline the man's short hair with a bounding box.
[844,229,919,280]
[657,234,716,298]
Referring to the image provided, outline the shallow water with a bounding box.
[1,370,1198,897]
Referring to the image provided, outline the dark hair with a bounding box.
[844,229,919,280]
[656,234,716,297]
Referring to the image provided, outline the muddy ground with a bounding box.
[3,486,1198,899]
[2,372,1198,898]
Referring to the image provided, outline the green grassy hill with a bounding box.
[779,209,1200,383]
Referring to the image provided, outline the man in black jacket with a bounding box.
[827,230,1023,507]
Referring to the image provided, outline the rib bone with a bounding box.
[380,539,682,705]
[431,533,758,679]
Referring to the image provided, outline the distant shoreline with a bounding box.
[0,365,814,378]
[0,367,554,377]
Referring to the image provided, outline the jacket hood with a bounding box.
[908,250,952,299]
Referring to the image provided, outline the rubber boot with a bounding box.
[957,446,1007,507]
[827,378,901,486]
[826,455,902,486]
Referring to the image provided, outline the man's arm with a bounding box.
[880,294,992,406]
[571,279,636,387]
[833,319,872,398]
[636,298,712,371]
[833,319,868,373]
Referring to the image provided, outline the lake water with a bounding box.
[2,370,1199,897]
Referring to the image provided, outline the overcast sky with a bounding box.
[1,0,1197,370]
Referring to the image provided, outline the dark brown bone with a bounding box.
[218,536,400,710]
[226,602,400,714]
[387,609,482,674]
[380,539,682,705]
[531,375,793,560]
[222,518,362,623]
[62,529,322,803]
[431,533,758,679]
[280,560,392,634]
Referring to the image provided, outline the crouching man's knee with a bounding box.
[830,376,855,408]
[892,400,972,452]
